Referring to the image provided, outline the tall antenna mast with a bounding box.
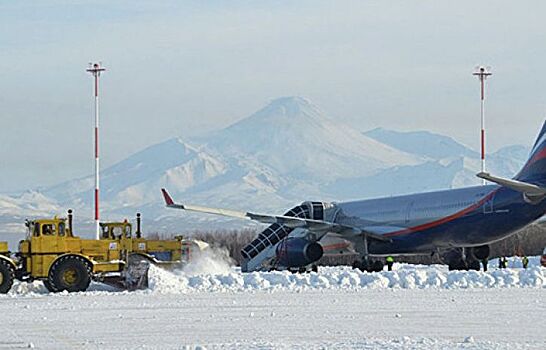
[86,62,106,240]
[473,65,492,185]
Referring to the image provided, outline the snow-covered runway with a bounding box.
[1,288,544,349]
[0,261,544,349]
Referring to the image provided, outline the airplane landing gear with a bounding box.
[446,248,482,271]
[352,235,384,272]
[352,259,384,273]
[448,258,466,271]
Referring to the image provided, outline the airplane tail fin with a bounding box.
[515,120,546,183]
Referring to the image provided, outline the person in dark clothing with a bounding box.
[522,256,529,269]
[499,257,508,269]
[386,256,394,271]
[481,258,488,272]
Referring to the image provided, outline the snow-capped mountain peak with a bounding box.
[203,96,423,180]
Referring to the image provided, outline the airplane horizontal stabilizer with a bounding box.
[477,172,546,200]
[161,188,391,242]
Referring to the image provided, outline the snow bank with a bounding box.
[147,263,545,294]
[3,257,544,297]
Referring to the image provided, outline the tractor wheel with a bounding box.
[43,280,57,293]
[48,256,91,293]
[0,260,15,294]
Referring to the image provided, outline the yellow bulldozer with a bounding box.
[0,210,207,293]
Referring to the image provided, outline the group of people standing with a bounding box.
[497,256,529,269]
[383,255,530,272]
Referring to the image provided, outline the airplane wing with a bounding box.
[477,172,546,199]
[161,189,391,242]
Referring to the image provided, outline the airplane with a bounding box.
[162,120,546,272]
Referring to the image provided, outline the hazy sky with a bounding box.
[1,1,546,192]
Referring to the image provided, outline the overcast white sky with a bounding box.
[1,1,546,192]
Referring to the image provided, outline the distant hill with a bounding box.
[364,127,478,160]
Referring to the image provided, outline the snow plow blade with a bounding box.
[101,257,150,291]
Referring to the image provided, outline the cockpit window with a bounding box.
[124,225,131,238]
[42,224,56,236]
[112,227,123,239]
[101,226,110,239]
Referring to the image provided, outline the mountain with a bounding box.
[201,97,422,181]
[0,96,531,244]
[45,96,425,214]
[46,139,227,212]
[343,127,530,199]
[364,128,478,160]
[0,191,62,250]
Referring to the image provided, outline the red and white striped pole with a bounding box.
[86,62,106,239]
[473,66,492,185]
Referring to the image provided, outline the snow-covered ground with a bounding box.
[0,258,544,349]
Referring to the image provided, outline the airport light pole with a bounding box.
[86,62,106,240]
[473,66,492,185]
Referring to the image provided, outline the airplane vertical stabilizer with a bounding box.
[515,120,546,183]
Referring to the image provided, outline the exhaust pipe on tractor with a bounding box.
[136,213,142,239]
[68,209,73,236]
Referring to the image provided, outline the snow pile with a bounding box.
[6,281,48,296]
[148,263,545,294]
[3,257,543,297]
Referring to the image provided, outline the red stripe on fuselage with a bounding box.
[322,242,350,251]
[384,190,497,237]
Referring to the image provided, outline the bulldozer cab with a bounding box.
[23,218,71,257]
[26,218,70,239]
[100,221,132,240]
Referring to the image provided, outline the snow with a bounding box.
[0,257,543,349]
[145,264,544,294]
[5,257,542,298]
[0,287,543,349]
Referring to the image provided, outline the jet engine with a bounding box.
[275,238,324,268]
